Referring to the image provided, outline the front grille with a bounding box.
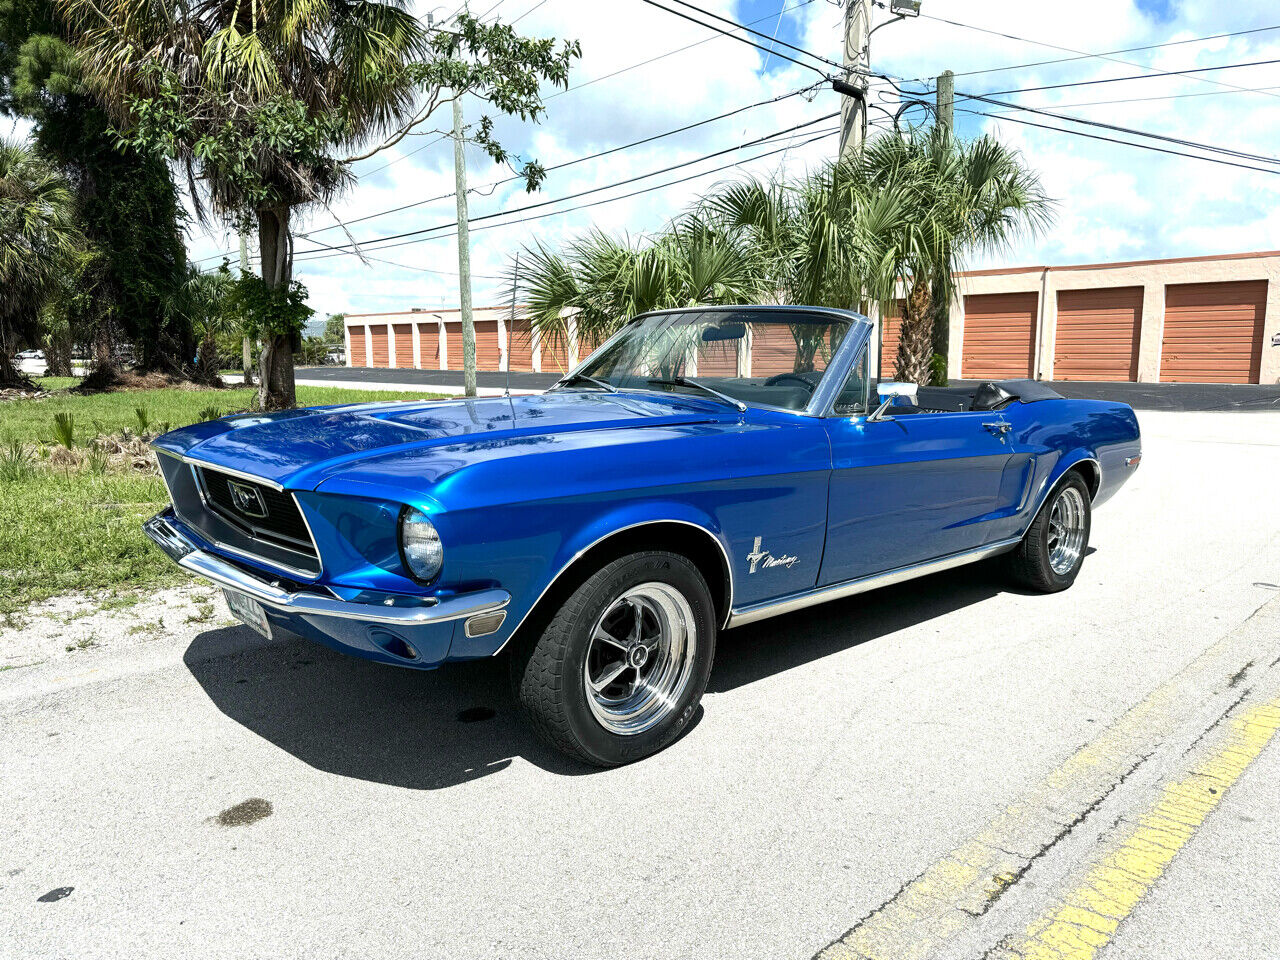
[155,453,321,578]
[196,467,316,553]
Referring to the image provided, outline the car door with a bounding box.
[819,408,1024,585]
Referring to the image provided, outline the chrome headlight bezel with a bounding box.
[398,506,444,584]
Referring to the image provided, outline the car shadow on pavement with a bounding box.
[708,559,1011,694]
[182,556,1036,789]
[183,628,594,790]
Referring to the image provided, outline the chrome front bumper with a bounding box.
[143,510,510,627]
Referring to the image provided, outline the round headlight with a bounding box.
[399,507,443,582]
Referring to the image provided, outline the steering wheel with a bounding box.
[763,372,820,393]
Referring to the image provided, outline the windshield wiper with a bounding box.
[647,376,746,412]
[553,371,617,393]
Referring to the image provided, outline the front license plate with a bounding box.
[224,589,272,640]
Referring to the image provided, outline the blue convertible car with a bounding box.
[145,306,1141,765]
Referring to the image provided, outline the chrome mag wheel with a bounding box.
[1047,485,1088,575]
[583,582,698,737]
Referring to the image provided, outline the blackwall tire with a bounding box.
[510,551,716,767]
[1007,472,1092,593]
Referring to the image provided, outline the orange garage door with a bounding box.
[349,326,367,367]
[369,324,389,367]
[1160,280,1267,383]
[1054,287,1143,382]
[507,320,534,371]
[475,320,501,370]
[417,322,439,368]
[392,323,413,368]
[962,292,1038,379]
[444,321,502,371]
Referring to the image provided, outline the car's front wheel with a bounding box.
[511,551,716,767]
[1007,471,1092,591]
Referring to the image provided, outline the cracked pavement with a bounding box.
[2,408,1279,960]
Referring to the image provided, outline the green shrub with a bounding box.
[85,444,110,477]
[0,440,33,482]
[52,412,75,449]
[134,407,152,434]
[197,406,223,422]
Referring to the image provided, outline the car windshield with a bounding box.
[568,309,851,413]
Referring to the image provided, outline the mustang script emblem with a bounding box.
[227,480,268,518]
[747,536,799,574]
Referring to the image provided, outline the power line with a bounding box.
[958,88,1280,166]
[542,0,820,105]
[636,0,834,77]
[911,15,1280,105]
[320,82,822,235]
[660,0,842,69]
[293,124,851,264]
[976,84,1280,113]
[961,107,1280,177]
[297,112,840,258]
[956,56,1280,104]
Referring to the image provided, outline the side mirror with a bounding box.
[868,381,918,422]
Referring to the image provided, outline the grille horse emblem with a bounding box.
[227,480,269,518]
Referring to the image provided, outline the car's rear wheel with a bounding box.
[1007,471,1092,592]
[510,551,716,767]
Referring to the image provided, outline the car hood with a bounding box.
[153,391,725,490]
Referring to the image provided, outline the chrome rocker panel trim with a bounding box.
[725,536,1022,629]
[143,511,509,627]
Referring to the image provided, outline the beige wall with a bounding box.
[948,252,1280,384]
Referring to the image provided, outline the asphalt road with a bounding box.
[3,409,1279,960]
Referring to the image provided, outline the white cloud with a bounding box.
[172,0,1280,314]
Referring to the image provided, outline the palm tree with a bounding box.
[60,0,578,409]
[168,266,236,384]
[0,139,81,388]
[863,127,1054,384]
[515,223,764,363]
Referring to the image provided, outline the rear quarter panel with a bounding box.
[998,398,1141,541]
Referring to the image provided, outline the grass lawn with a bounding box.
[1,380,447,620]
[8,378,445,445]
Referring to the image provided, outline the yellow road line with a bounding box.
[997,699,1280,960]
[815,598,1279,960]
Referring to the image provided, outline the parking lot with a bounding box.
[3,406,1279,960]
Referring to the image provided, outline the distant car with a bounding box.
[16,349,43,360]
[144,306,1141,765]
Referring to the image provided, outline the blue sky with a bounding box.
[174,0,1280,317]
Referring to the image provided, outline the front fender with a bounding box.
[449,499,731,660]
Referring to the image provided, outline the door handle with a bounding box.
[982,421,1012,435]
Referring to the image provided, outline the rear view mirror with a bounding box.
[702,322,746,342]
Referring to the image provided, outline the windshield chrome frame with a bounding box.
[560,306,874,418]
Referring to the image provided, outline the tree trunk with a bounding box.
[255,207,296,411]
[242,336,254,387]
[929,274,950,386]
[0,346,36,390]
[894,277,934,385]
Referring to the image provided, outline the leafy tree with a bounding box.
[323,313,347,345]
[0,0,190,377]
[0,138,81,388]
[61,0,580,409]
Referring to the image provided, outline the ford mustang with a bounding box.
[144,306,1141,766]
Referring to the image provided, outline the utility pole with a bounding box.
[936,69,954,136]
[238,230,254,386]
[837,0,871,161]
[452,91,477,398]
[932,69,956,380]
